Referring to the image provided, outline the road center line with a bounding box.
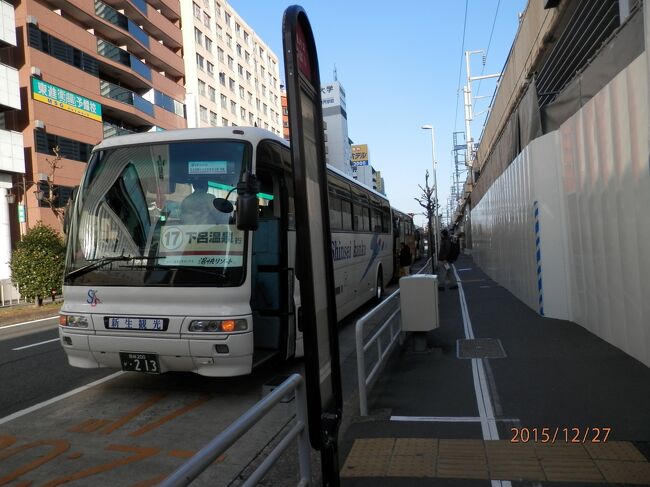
[12,337,60,351]
[0,371,124,426]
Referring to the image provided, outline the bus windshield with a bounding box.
[65,140,251,287]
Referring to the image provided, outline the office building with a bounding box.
[181,0,282,135]
[4,0,186,238]
[322,80,352,177]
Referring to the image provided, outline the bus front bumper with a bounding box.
[59,328,254,377]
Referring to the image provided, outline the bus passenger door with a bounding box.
[250,142,295,365]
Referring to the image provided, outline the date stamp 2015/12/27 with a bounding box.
[510,427,611,443]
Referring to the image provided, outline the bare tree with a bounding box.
[38,146,65,221]
[414,170,436,259]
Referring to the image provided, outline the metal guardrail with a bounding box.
[0,280,23,307]
[356,259,432,416]
[160,373,311,487]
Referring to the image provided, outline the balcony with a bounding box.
[102,0,182,50]
[97,38,152,81]
[100,79,154,117]
[43,0,183,78]
[102,121,135,139]
[94,0,149,48]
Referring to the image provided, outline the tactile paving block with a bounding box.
[585,441,647,461]
[387,454,435,477]
[595,460,650,484]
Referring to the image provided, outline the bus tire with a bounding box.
[375,268,384,302]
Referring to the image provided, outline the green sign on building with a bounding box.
[31,77,102,122]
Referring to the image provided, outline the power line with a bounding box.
[476,0,501,99]
[453,0,469,134]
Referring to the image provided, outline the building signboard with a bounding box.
[351,144,369,166]
[31,77,102,122]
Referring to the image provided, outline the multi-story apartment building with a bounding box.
[181,0,282,135]
[4,0,186,238]
[0,0,25,280]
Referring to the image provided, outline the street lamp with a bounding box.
[421,125,439,269]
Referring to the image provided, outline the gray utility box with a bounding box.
[399,274,439,332]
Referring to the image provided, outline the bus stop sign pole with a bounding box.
[282,6,343,486]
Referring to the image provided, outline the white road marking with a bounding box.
[0,316,59,329]
[456,268,473,272]
[12,337,60,351]
[0,371,124,426]
[453,264,512,487]
[390,415,519,423]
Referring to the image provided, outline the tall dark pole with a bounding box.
[283,6,342,486]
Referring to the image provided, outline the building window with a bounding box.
[34,130,93,163]
[217,47,224,62]
[227,56,234,70]
[244,51,250,64]
[207,62,215,76]
[219,72,226,85]
[236,43,242,56]
[263,103,267,115]
[224,12,231,26]
[209,86,216,102]
[200,105,208,122]
[222,117,229,126]
[238,64,244,76]
[229,78,235,91]
[248,92,253,103]
[220,94,227,108]
[205,38,212,53]
[196,53,204,70]
[198,80,206,97]
[193,2,201,19]
[235,23,241,36]
[246,71,251,82]
[226,34,232,48]
[240,107,246,119]
[244,31,249,44]
[203,12,211,30]
[210,110,218,126]
[203,0,210,9]
[230,100,236,114]
[28,25,99,77]
[239,86,245,99]
[216,24,223,39]
[249,113,254,125]
[194,28,203,46]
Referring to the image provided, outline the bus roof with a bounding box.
[92,126,288,152]
[93,126,388,202]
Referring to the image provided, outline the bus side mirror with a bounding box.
[236,171,259,231]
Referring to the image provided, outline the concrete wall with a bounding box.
[471,52,650,367]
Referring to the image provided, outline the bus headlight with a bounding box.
[188,319,248,332]
[60,315,89,328]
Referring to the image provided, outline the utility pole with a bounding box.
[464,50,501,180]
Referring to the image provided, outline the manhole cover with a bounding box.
[457,338,506,359]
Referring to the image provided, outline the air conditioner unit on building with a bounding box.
[26,16,38,26]
[31,67,42,77]
[34,120,45,130]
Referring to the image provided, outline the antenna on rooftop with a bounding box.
[333,64,338,81]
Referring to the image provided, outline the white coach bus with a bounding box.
[60,127,393,376]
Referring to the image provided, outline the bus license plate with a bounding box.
[120,352,160,374]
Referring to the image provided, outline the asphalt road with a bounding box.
[0,274,404,486]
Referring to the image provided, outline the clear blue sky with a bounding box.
[229,0,528,227]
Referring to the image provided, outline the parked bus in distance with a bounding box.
[59,127,392,377]
[391,208,416,280]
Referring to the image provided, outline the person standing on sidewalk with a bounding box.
[399,242,412,277]
[437,229,458,291]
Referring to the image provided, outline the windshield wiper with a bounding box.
[65,256,165,280]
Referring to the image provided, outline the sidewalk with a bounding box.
[0,300,61,327]
[339,254,650,485]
